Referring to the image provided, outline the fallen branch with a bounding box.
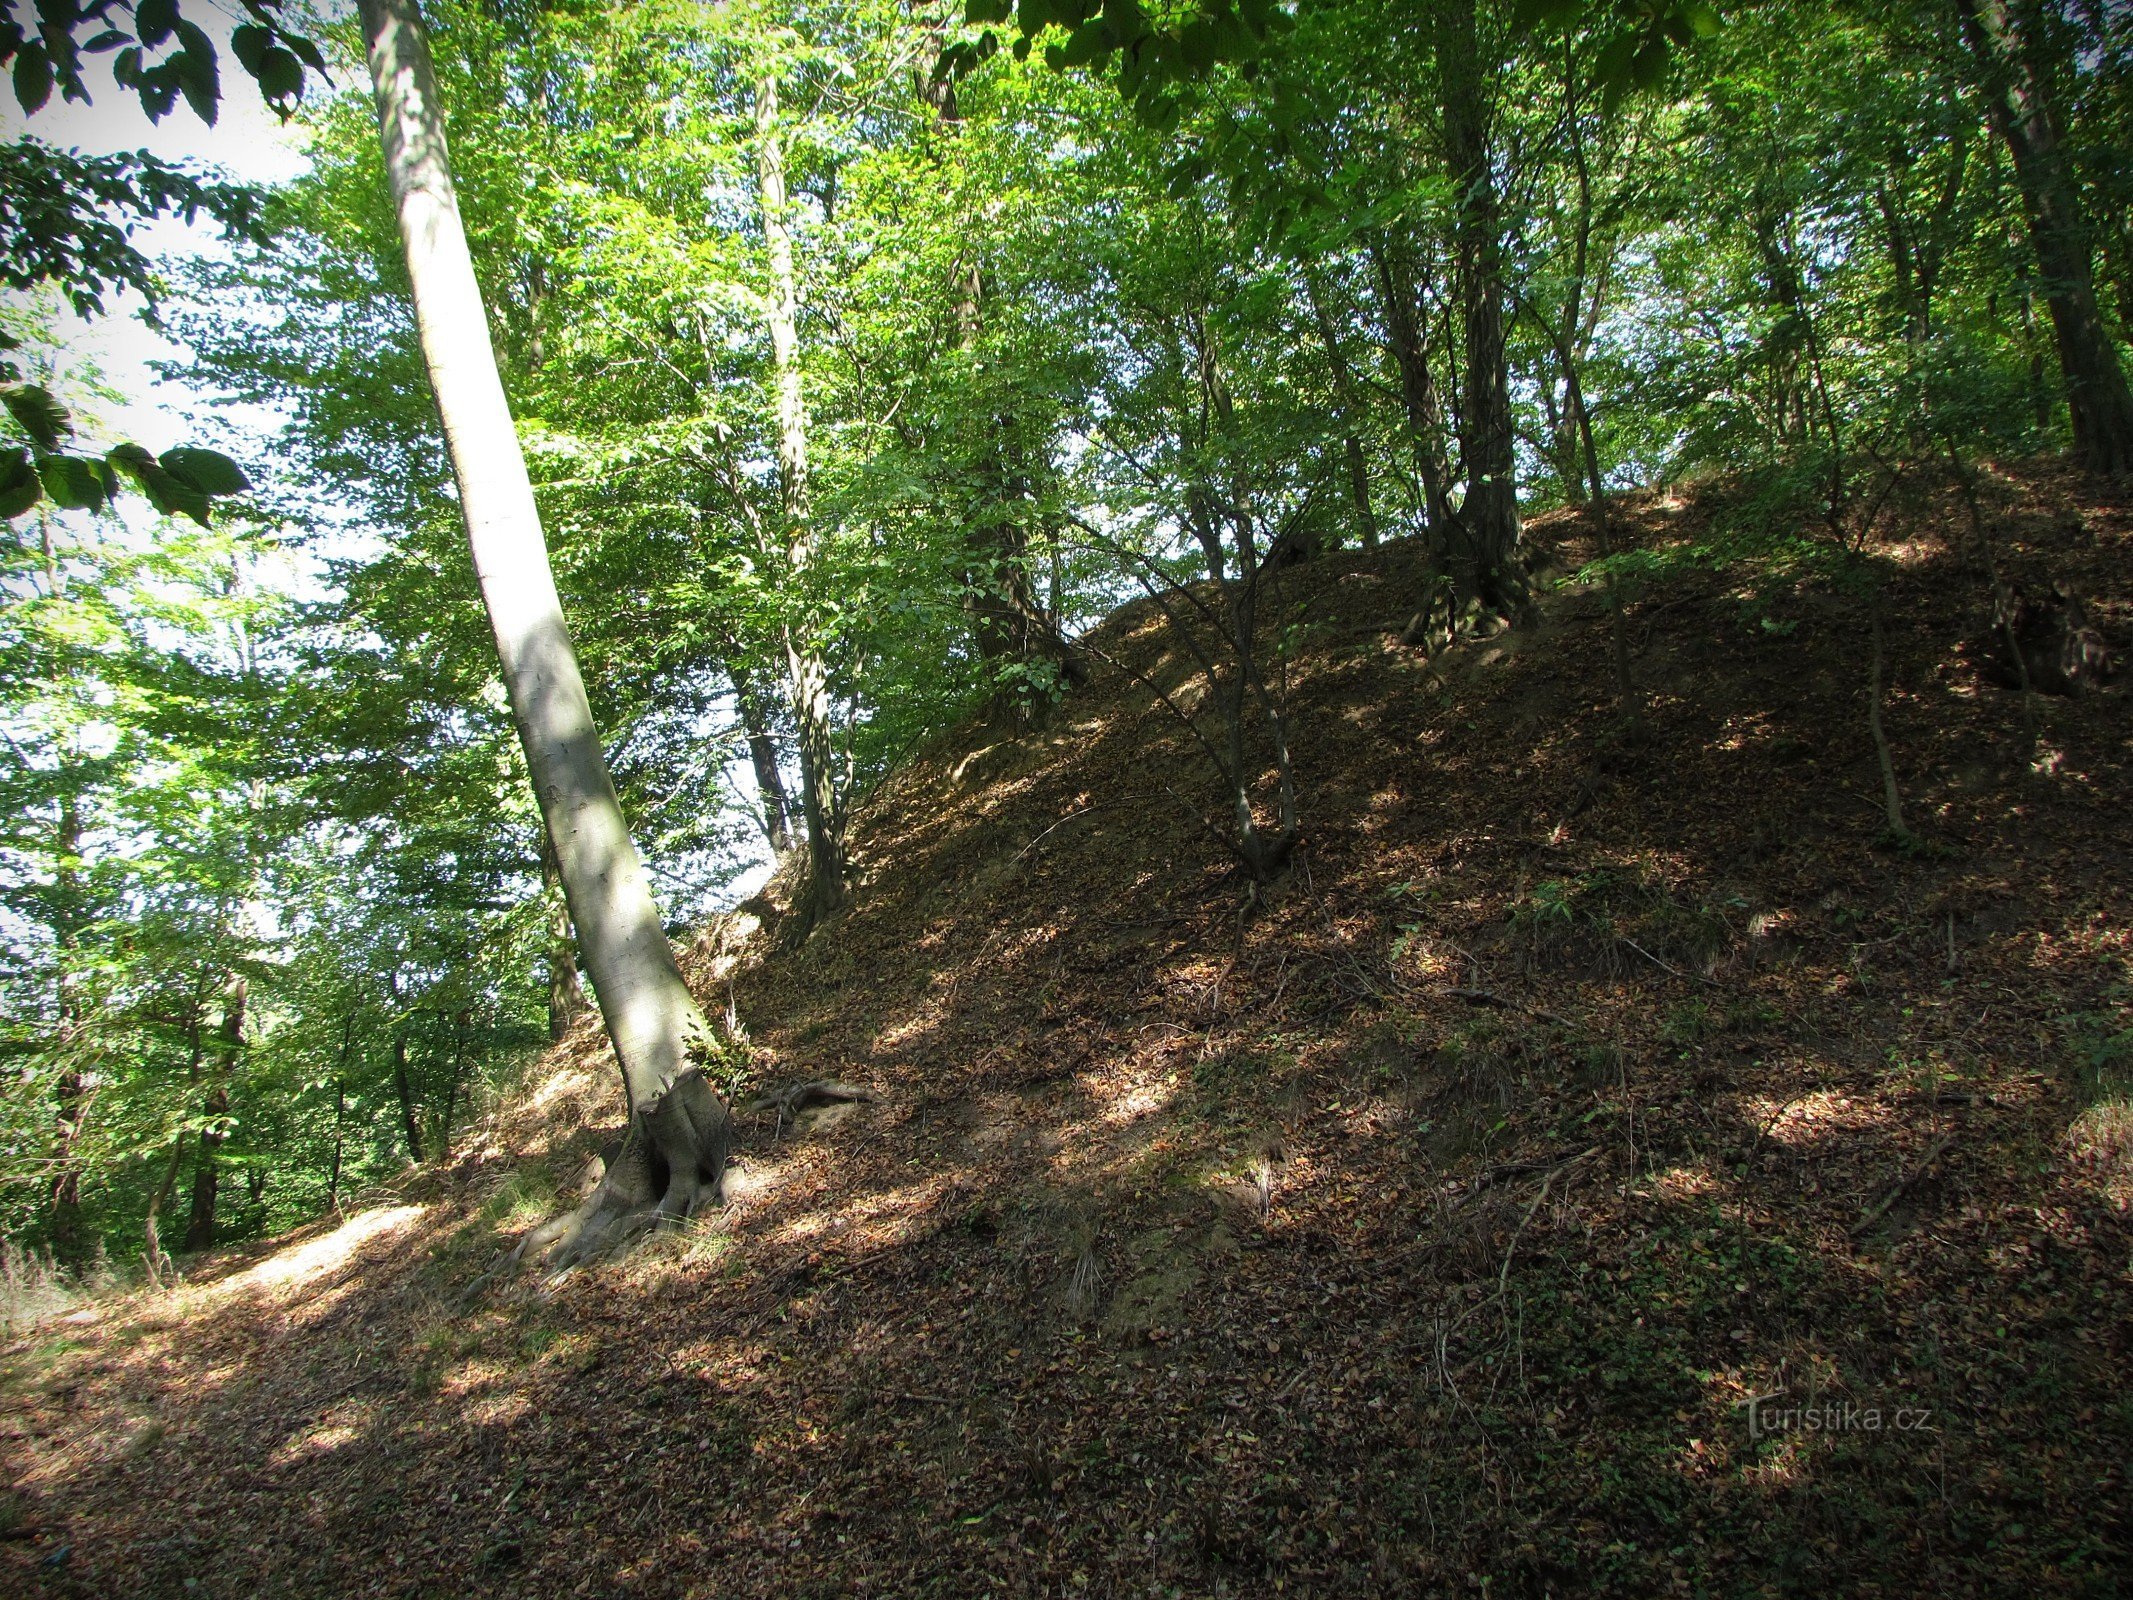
[1617,936,1723,988]
[1850,1134,1955,1237]
[1440,985,1586,1032]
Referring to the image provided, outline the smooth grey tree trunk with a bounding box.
[359,0,728,1263]
[755,72,848,933]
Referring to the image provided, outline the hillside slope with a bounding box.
[5,461,2131,1597]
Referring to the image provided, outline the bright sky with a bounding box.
[3,26,780,913]
[0,18,315,448]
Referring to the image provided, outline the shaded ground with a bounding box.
[4,458,2131,1597]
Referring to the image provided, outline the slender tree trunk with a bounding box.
[1868,609,1913,842]
[922,55,1079,712]
[1302,268,1379,549]
[729,661,793,853]
[1368,236,1456,540]
[146,1019,202,1276]
[539,831,588,1040]
[754,71,848,933]
[1957,0,2133,475]
[361,0,729,1264]
[143,1136,185,1282]
[1550,67,1639,722]
[47,792,87,1257]
[327,1078,346,1212]
[437,1010,469,1159]
[184,974,244,1253]
[391,1026,424,1165]
[49,1067,89,1257]
[1441,0,1526,620]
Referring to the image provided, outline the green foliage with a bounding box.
[4,0,2125,1266]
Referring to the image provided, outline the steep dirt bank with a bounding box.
[5,460,2130,1597]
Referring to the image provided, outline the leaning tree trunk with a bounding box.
[755,71,848,935]
[360,0,729,1266]
[729,659,794,854]
[1957,0,2133,476]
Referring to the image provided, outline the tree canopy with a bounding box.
[1,0,2127,1264]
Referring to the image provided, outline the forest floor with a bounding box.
[4,459,2131,1598]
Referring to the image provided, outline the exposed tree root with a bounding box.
[514,1068,731,1272]
[743,1078,878,1136]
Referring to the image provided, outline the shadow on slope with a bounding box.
[4,459,2131,1598]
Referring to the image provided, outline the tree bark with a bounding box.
[1302,268,1380,549]
[47,791,87,1258]
[1956,0,2133,475]
[754,70,848,933]
[360,0,729,1261]
[729,659,793,854]
[184,973,244,1253]
[145,1017,202,1277]
[327,1077,346,1212]
[1440,0,1526,620]
[1367,236,1456,541]
[143,1136,185,1282]
[539,831,588,1040]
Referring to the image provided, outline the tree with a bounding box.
[1955,0,2133,475]
[356,0,729,1262]
[753,65,848,934]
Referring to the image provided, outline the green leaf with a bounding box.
[39,453,107,512]
[1512,0,1583,28]
[287,34,327,76]
[229,21,270,75]
[1682,0,1723,39]
[0,447,43,518]
[135,0,178,49]
[172,19,219,123]
[109,442,210,521]
[158,445,249,496]
[13,40,51,113]
[965,0,1013,22]
[1178,18,1216,70]
[1061,18,1113,64]
[1631,35,1668,89]
[137,62,180,120]
[140,464,212,525]
[1593,32,1636,89]
[255,45,301,103]
[3,384,71,451]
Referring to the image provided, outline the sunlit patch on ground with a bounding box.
[7,470,2132,1596]
[270,1418,364,1466]
[235,1205,428,1296]
[1744,1089,1888,1150]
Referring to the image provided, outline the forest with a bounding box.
[1,0,2130,1593]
